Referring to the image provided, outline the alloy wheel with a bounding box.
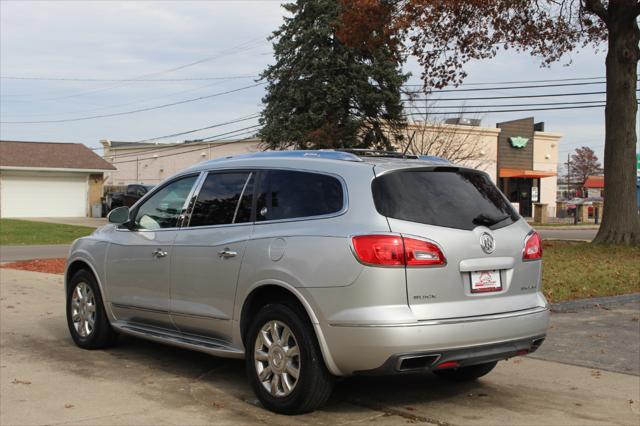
[70,282,96,338]
[254,320,301,398]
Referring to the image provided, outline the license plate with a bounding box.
[470,270,502,293]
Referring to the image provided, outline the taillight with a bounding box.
[352,235,446,267]
[352,235,404,266]
[523,231,542,261]
[403,237,446,266]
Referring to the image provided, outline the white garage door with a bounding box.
[1,174,88,218]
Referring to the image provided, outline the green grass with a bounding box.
[0,219,95,246]
[542,241,640,303]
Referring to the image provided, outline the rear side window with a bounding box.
[372,169,519,230]
[189,172,254,227]
[256,170,344,221]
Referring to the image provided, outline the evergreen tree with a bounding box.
[258,0,408,150]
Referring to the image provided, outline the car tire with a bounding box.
[432,361,497,382]
[66,269,117,350]
[245,303,334,414]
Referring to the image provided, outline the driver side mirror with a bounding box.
[107,206,131,225]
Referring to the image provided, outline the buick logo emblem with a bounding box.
[480,233,495,254]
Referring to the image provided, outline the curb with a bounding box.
[551,293,640,312]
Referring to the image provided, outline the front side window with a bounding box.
[256,170,344,221]
[188,172,254,227]
[134,175,197,230]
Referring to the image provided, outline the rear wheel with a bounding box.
[245,303,333,414]
[66,269,117,349]
[432,361,497,382]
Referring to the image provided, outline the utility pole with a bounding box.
[566,153,571,198]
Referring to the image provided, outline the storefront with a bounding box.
[496,118,561,218]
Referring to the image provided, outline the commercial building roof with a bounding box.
[584,175,604,188]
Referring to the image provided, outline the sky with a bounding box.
[0,0,632,162]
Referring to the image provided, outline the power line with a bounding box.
[109,134,260,166]
[133,114,260,143]
[1,78,254,118]
[0,74,260,82]
[404,76,605,87]
[402,90,621,102]
[404,104,607,116]
[404,100,606,109]
[0,82,266,124]
[1,37,268,101]
[402,81,607,93]
[100,124,262,160]
[199,124,261,142]
[109,141,240,165]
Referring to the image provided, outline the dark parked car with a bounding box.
[106,184,154,211]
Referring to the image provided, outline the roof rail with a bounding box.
[336,148,419,159]
[418,155,452,164]
[203,150,363,164]
[337,148,451,164]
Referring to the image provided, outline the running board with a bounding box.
[112,322,244,359]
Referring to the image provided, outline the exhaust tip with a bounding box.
[398,354,440,371]
[531,338,545,353]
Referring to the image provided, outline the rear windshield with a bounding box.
[372,168,519,230]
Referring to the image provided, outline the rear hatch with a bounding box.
[372,166,544,321]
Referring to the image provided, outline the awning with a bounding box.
[499,168,557,178]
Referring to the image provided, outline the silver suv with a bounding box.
[65,150,548,414]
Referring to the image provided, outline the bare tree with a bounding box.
[396,99,492,172]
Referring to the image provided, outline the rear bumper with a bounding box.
[319,306,550,376]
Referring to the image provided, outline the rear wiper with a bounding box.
[472,213,510,226]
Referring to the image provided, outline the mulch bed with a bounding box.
[0,258,66,275]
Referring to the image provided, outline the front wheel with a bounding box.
[245,303,334,414]
[432,361,497,382]
[66,269,117,349]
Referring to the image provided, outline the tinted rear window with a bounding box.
[256,170,344,221]
[372,169,519,230]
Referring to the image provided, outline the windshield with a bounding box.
[372,168,520,231]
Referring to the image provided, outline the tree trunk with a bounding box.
[593,2,640,245]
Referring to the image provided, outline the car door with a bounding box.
[106,174,200,329]
[170,170,255,341]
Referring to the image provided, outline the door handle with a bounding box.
[152,248,168,258]
[218,249,238,259]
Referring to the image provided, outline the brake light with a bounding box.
[523,231,542,261]
[352,235,404,266]
[403,237,446,266]
[352,235,446,267]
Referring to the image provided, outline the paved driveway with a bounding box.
[1,269,638,425]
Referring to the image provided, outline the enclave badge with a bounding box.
[480,232,495,254]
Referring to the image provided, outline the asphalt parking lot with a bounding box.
[1,268,638,426]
